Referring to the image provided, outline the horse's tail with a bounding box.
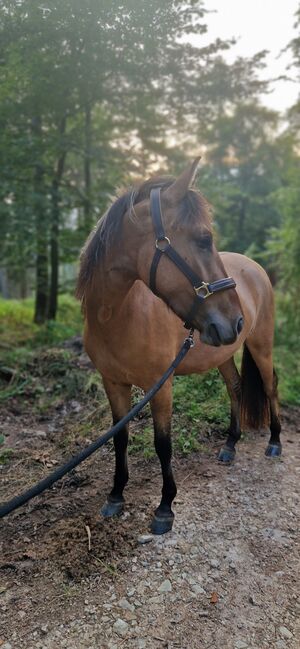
[240,345,270,429]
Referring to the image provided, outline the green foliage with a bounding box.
[274,345,300,406]
[1,0,287,319]
[265,151,300,332]
[273,293,300,405]
[199,103,282,255]
[0,0,229,314]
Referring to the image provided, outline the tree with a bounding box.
[198,103,282,255]
[265,4,300,332]
[0,0,228,320]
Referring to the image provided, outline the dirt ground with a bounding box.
[0,382,299,649]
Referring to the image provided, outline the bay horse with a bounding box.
[76,159,281,535]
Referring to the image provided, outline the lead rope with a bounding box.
[0,330,194,519]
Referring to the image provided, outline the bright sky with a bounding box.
[202,0,299,113]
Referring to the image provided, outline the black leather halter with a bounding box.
[149,188,236,328]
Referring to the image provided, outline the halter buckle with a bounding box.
[194,281,212,299]
[155,236,170,252]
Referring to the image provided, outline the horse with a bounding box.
[76,158,281,535]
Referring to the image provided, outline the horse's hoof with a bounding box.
[218,446,236,464]
[150,513,174,535]
[100,498,124,518]
[265,443,282,458]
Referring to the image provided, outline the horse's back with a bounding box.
[221,251,274,335]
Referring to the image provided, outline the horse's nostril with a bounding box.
[236,316,244,335]
[208,322,222,345]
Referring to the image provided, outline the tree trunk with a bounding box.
[0,268,9,299]
[20,270,27,299]
[34,156,48,324]
[83,103,92,233]
[47,118,67,320]
[32,116,48,324]
[238,197,247,247]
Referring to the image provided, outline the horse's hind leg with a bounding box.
[100,380,131,517]
[246,342,282,457]
[217,357,242,463]
[265,369,282,457]
[149,380,176,535]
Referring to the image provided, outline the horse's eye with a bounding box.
[197,234,213,250]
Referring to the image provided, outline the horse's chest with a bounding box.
[89,334,159,388]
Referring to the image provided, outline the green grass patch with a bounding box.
[127,371,230,459]
[0,434,14,464]
[129,425,155,458]
[0,294,82,350]
[0,295,84,409]
[173,370,229,426]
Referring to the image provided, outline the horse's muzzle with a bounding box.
[201,315,244,347]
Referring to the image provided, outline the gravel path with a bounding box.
[0,408,299,649]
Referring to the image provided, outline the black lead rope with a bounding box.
[0,332,194,519]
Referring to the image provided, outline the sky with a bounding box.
[200,0,299,113]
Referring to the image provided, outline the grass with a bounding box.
[0,294,83,350]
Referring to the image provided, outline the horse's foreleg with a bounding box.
[217,357,242,463]
[100,379,131,518]
[150,380,176,535]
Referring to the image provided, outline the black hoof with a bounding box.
[265,443,282,458]
[218,446,236,464]
[150,512,174,535]
[100,497,124,518]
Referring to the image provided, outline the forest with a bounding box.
[0,4,300,647]
[0,0,299,325]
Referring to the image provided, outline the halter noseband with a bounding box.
[149,188,236,329]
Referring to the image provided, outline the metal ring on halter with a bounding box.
[155,236,171,252]
[194,282,213,299]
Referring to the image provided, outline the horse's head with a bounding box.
[132,159,243,346]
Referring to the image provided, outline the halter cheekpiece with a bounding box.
[149,187,236,328]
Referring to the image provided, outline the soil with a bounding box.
[0,352,299,649]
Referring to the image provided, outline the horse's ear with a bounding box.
[163,157,201,204]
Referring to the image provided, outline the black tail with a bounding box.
[240,345,270,430]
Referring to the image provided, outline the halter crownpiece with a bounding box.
[149,188,236,328]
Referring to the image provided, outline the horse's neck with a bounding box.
[93,264,137,325]
[87,218,142,327]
